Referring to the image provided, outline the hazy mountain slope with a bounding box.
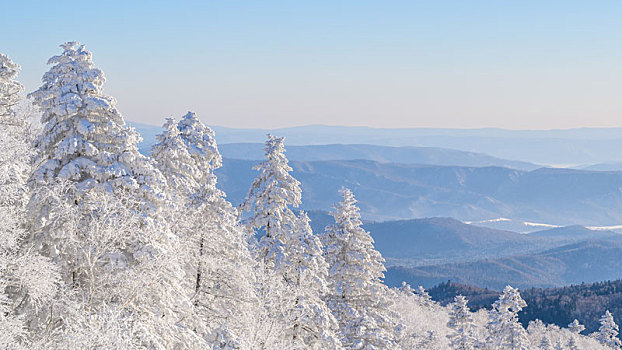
[306,210,622,294]
[216,143,540,170]
[364,218,538,265]
[528,225,618,240]
[385,237,622,290]
[215,158,622,225]
[581,161,622,171]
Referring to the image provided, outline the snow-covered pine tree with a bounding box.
[593,310,622,349]
[568,319,585,335]
[27,42,166,214]
[241,134,301,270]
[151,112,221,201]
[486,285,529,350]
[281,211,342,349]
[416,285,433,306]
[240,135,344,348]
[151,112,257,345]
[0,53,24,125]
[323,188,401,349]
[0,53,59,349]
[447,295,477,350]
[565,319,584,350]
[0,53,31,206]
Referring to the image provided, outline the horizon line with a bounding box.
[127,120,622,132]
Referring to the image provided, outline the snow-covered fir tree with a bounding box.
[416,285,433,306]
[0,53,25,125]
[564,319,584,350]
[486,285,530,350]
[568,319,585,335]
[323,188,401,349]
[280,211,342,349]
[151,112,258,346]
[240,135,342,348]
[447,295,477,350]
[27,42,166,213]
[241,134,301,270]
[151,112,221,201]
[593,310,622,349]
[0,53,32,206]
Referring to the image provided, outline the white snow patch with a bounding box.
[586,225,622,231]
[523,221,561,228]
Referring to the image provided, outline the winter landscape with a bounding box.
[4,1,622,349]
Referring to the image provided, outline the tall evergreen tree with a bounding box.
[566,319,584,350]
[323,188,401,349]
[447,295,477,350]
[241,134,301,270]
[27,41,166,213]
[151,112,221,201]
[486,285,529,350]
[151,112,257,345]
[241,135,342,348]
[593,310,622,349]
[568,320,585,335]
[280,211,342,349]
[0,53,24,126]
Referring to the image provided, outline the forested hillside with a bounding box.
[429,280,622,336]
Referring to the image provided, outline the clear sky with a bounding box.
[3,0,622,129]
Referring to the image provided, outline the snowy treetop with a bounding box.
[0,53,24,122]
[151,111,222,198]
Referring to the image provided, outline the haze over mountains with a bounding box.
[133,123,622,167]
[217,143,540,170]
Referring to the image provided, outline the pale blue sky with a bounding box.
[3,1,622,128]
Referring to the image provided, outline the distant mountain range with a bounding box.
[386,238,622,290]
[372,220,622,290]
[364,219,618,266]
[304,212,622,291]
[217,143,540,170]
[131,122,622,166]
[216,158,622,225]
[579,161,622,171]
